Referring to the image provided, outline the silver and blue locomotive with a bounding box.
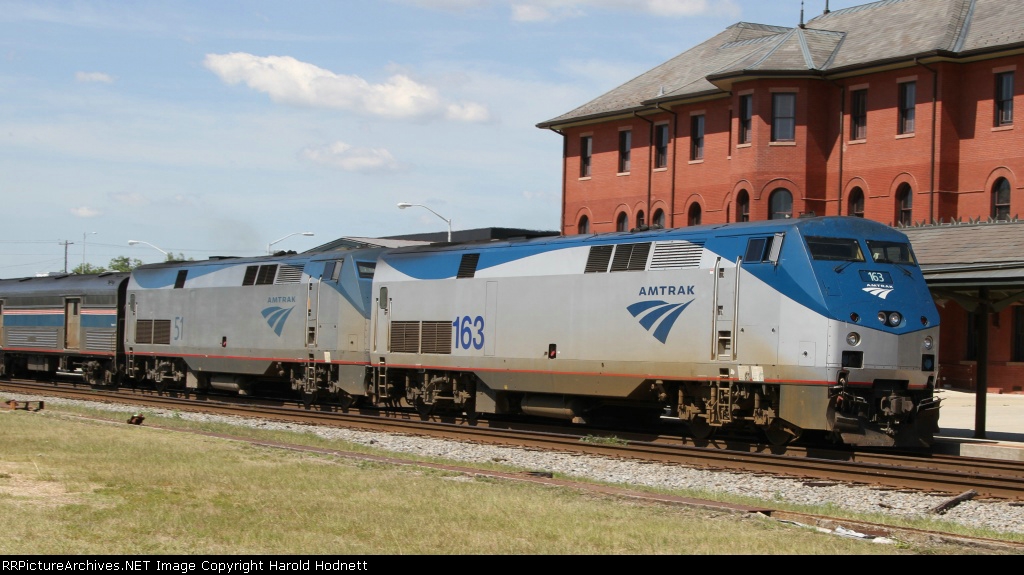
[0,217,940,447]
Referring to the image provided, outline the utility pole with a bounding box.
[59,240,74,273]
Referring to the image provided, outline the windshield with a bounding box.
[806,237,865,262]
[866,240,917,265]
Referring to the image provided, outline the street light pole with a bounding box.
[397,202,452,242]
[267,232,314,255]
[83,231,97,271]
[128,240,169,258]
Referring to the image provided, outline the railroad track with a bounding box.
[4,379,1024,502]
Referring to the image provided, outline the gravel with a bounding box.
[8,392,1024,538]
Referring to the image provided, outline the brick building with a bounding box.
[537,0,1024,392]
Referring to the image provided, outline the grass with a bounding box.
[0,403,1016,555]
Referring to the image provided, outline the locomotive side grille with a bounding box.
[610,242,652,272]
[390,321,420,353]
[5,327,58,349]
[152,320,171,345]
[420,321,452,354]
[584,245,613,273]
[275,264,304,284]
[85,329,117,352]
[650,241,705,270]
[242,266,259,286]
[135,319,153,344]
[135,319,172,345]
[457,254,481,278]
[256,265,278,285]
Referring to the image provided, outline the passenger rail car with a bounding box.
[0,272,129,385]
[0,216,941,448]
[371,217,940,447]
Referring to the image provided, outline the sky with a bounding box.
[0,0,866,276]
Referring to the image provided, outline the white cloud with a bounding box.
[75,71,114,84]
[302,141,401,173]
[71,206,100,217]
[203,52,490,123]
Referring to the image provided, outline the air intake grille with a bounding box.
[389,321,420,353]
[609,243,651,272]
[275,264,304,284]
[584,245,613,273]
[650,241,705,269]
[420,321,453,354]
[136,319,171,345]
[457,254,480,278]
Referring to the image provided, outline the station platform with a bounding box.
[932,389,1024,461]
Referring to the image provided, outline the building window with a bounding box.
[618,130,631,173]
[636,211,645,229]
[898,81,916,135]
[768,188,793,219]
[771,93,796,142]
[688,204,702,226]
[996,71,1014,126]
[580,136,592,178]
[850,89,867,140]
[848,187,865,217]
[736,190,750,222]
[616,212,628,232]
[739,94,752,144]
[654,124,669,169]
[993,177,1011,221]
[578,215,590,235]
[690,114,704,160]
[652,209,665,228]
[896,183,913,226]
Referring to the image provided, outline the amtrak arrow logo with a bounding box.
[627,299,695,344]
[862,287,894,299]
[262,306,294,336]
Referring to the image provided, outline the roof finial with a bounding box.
[824,0,830,14]
[799,1,805,28]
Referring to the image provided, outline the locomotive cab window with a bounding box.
[324,260,343,282]
[806,237,865,261]
[866,241,917,265]
[743,237,774,263]
[357,262,376,279]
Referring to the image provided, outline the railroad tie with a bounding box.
[5,400,44,412]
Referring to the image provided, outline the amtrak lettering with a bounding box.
[267,296,297,303]
[638,285,695,296]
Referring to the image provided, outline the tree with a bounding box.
[166,252,194,262]
[72,263,107,275]
[108,256,145,272]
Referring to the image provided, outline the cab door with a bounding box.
[373,286,391,354]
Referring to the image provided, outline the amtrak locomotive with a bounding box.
[0,216,940,448]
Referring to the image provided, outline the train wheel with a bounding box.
[415,397,434,418]
[763,420,802,447]
[687,417,715,440]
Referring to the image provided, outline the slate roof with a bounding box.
[538,0,1024,128]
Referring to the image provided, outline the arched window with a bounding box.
[768,188,793,220]
[736,190,750,222]
[896,183,913,226]
[992,178,1011,221]
[688,203,702,226]
[652,209,665,228]
[636,210,645,229]
[616,212,628,232]
[578,215,590,235]
[848,187,865,218]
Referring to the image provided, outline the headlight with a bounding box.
[888,312,902,326]
[877,311,887,324]
[923,336,934,350]
[846,332,861,346]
